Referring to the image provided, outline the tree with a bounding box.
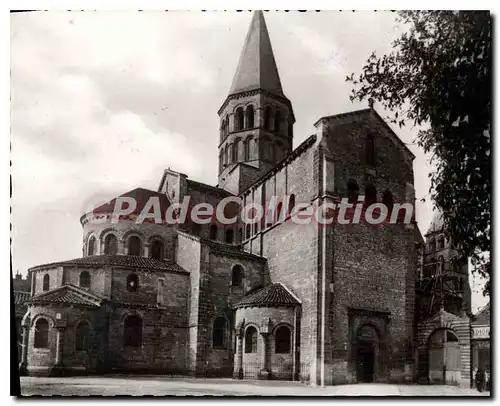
[347,11,491,295]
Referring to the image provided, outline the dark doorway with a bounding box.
[356,324,379,383]
[357,345,375,382]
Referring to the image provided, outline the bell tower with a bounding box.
[217,11,295,195]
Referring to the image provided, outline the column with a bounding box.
[18,325,29,376]
[258,333,271,380]
[51,327,65,376]
[233,331,243,379]
[144,243,150,258]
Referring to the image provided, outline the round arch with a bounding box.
[427,328,461,385]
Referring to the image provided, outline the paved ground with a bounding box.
[19,376,491,396]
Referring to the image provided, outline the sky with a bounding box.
[10,10,487,311]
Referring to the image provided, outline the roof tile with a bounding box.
[234,282,300,308]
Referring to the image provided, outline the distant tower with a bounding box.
[217,11,295,195]
[417,210,472,319]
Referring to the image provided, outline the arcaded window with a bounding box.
[128,236,142,256]
[87,236,96,256]
[150,240,164,261]
[275,326,291,354]
[79,271,91,289]
[225,116,229,136]
[235,107,244,131]
[34,318,49,349]
[264,106,271,129]
[213,317,228,349]
[245,326,258,353]
[347,179,359,203]
[365,184,377,206]
[123,315,142,347]
[75,321,91,351]
[225,229,234,244]
[366,133,375,166]
[42,274,50,291]
[275,110,281,132]
[246,105,254,128]
[382,190,394,211]
[104,234,118,255]
[231,265,244,287]
[126,273,139,292]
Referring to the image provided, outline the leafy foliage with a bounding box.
[347,11,491,294]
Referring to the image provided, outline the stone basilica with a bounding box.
[15,11,475,386]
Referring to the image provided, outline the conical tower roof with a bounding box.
[229,11,284,97]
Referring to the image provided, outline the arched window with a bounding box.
[75,321,91,351]
[245,224,251,239]
[126,273,139,292]
[225,116,229,136]
[79,271,91,289]
[123,315,142,347]
[366,133,375,166]
[244,138,251,161]
[275,326,291,354]
[219,152,223,172]
[276,201,283,223]
[347,179,359,203]
[231,265,244,287]
[224,144,229,166]
[246,105,254,128]
[275,110,281,132]
[365,184,377,206]
[213,317,227,349]
[234,138,242,162]
[245,326,258,353]
[288,194,296,215]
[235,107,244,131]
[150,240,164,261]
[382,190,394,211]
[43,274,50,291]
[225,229,234,244]
[264,106,271,129]
[128,236,142,256]
[87,236,96,256]
[104,234,118,255]
[437,237,445,250]
[209,225,218,240]
[34,318,49,348]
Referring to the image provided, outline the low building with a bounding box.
[471,303,490,388]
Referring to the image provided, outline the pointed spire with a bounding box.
[229,11,284,97]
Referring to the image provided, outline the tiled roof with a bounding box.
[186,179,234,197]
[203,239,266,262]
[472,303,490,325]
[82,187,171,221]
[14,291,31,305]
[234,282,301,308]
[29,255,188,274]
[27,284,104,308]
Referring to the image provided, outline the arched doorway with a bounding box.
[356,324,379,383]
[428,328,461,384]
